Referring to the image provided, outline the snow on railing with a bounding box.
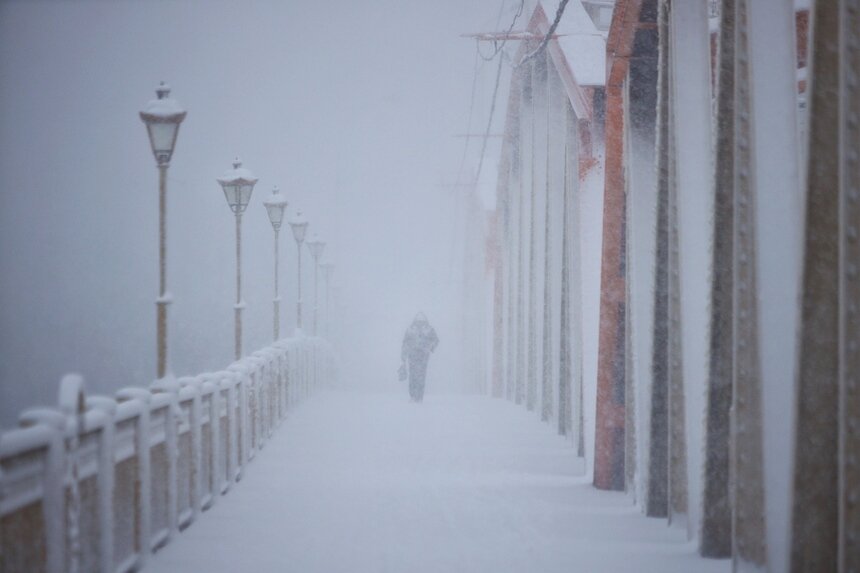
[0,336,335,573]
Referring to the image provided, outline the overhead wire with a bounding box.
[477,0,525,62]
[454,46,483,187]
[469,0,572,189]
[518,0,570,68]
[449,0,523,285]
[473,50,507,188]
[469,0,525,187]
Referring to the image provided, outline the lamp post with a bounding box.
[140,82,186,379]
[306,235,326,336]
[289,210,309,333]
[263,186,288,341]
[217,159,258,360]
[320,262,335,338]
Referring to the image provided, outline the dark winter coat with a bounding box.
[401,316,438,402]
[401,318,439,363]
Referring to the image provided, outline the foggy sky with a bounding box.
[0,0,508,426]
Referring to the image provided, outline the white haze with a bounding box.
[0,0,507,426]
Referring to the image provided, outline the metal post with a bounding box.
[297,246,303,332]
[840,1,860,568]
[274,229,280,341]
[324,268,331,338]
[667,90,688,525]
[558,102,573,434]
[733,0,767,565]
[541,48,554,423]
[235,213,243,360]
[157,163,169,379]
[790,0,841,569]
[647,0,671,516]
[526,52,542,412]
[701,0,735,557]
[313,258,319,336]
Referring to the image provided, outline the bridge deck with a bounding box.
[151,392,727,573]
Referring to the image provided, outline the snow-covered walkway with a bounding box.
[151,391,728,573]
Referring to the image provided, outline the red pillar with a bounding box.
[593,83,627,491]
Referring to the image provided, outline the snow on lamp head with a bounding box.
[217,158,258,215]
[320,261,335,280]
[262,185,288,231]
[139,82,186,166]
[306,234,326,261]
[289,210,309,244]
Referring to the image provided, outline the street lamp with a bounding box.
[320,261,335,338]
[306,235,326,336]
[262,186,288,340]
[217,158,258,360]
[288,210,309,333]
[140,82,186,379]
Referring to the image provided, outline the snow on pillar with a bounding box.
[701,0,736,558]
[647,0,671,517]
[505,135,519,402]
[491,202,505,398]
[745,0,804,568]
[790,0,840,570]
[541,61,554,423]
[543,59,565,424]
[503,77,523,403]
[559,100,574,438]
[625,35,659,507]
[623,113,637,498]
[667,53,688,528]
[732,0,768,567]
[528,49,548,414]
[563,98,585,454]
[516,60,533,406]
[670,0,713,538]
[839,0,860,567]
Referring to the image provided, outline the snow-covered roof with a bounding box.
[554,0,606,87]
[519,1,605,118]
[556,34,606,87]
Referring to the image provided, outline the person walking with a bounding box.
[400,313,439,402]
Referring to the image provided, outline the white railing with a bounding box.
[0,336,335,573]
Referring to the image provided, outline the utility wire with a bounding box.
[472,0,572,186]
[455,46,483,187]
[456,0,524,187]
[473,50,506,187]
[477,0,525,62]
[518,0,570,67]
[449,0,523,284]
[469,0,525,186]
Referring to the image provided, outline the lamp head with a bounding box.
[262,185,288,230]
[217,158,258,214]
[306,234,326,260]
[139,82,187,166]
[289,209,309,244]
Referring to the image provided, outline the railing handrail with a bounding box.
[0,335,337,573]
